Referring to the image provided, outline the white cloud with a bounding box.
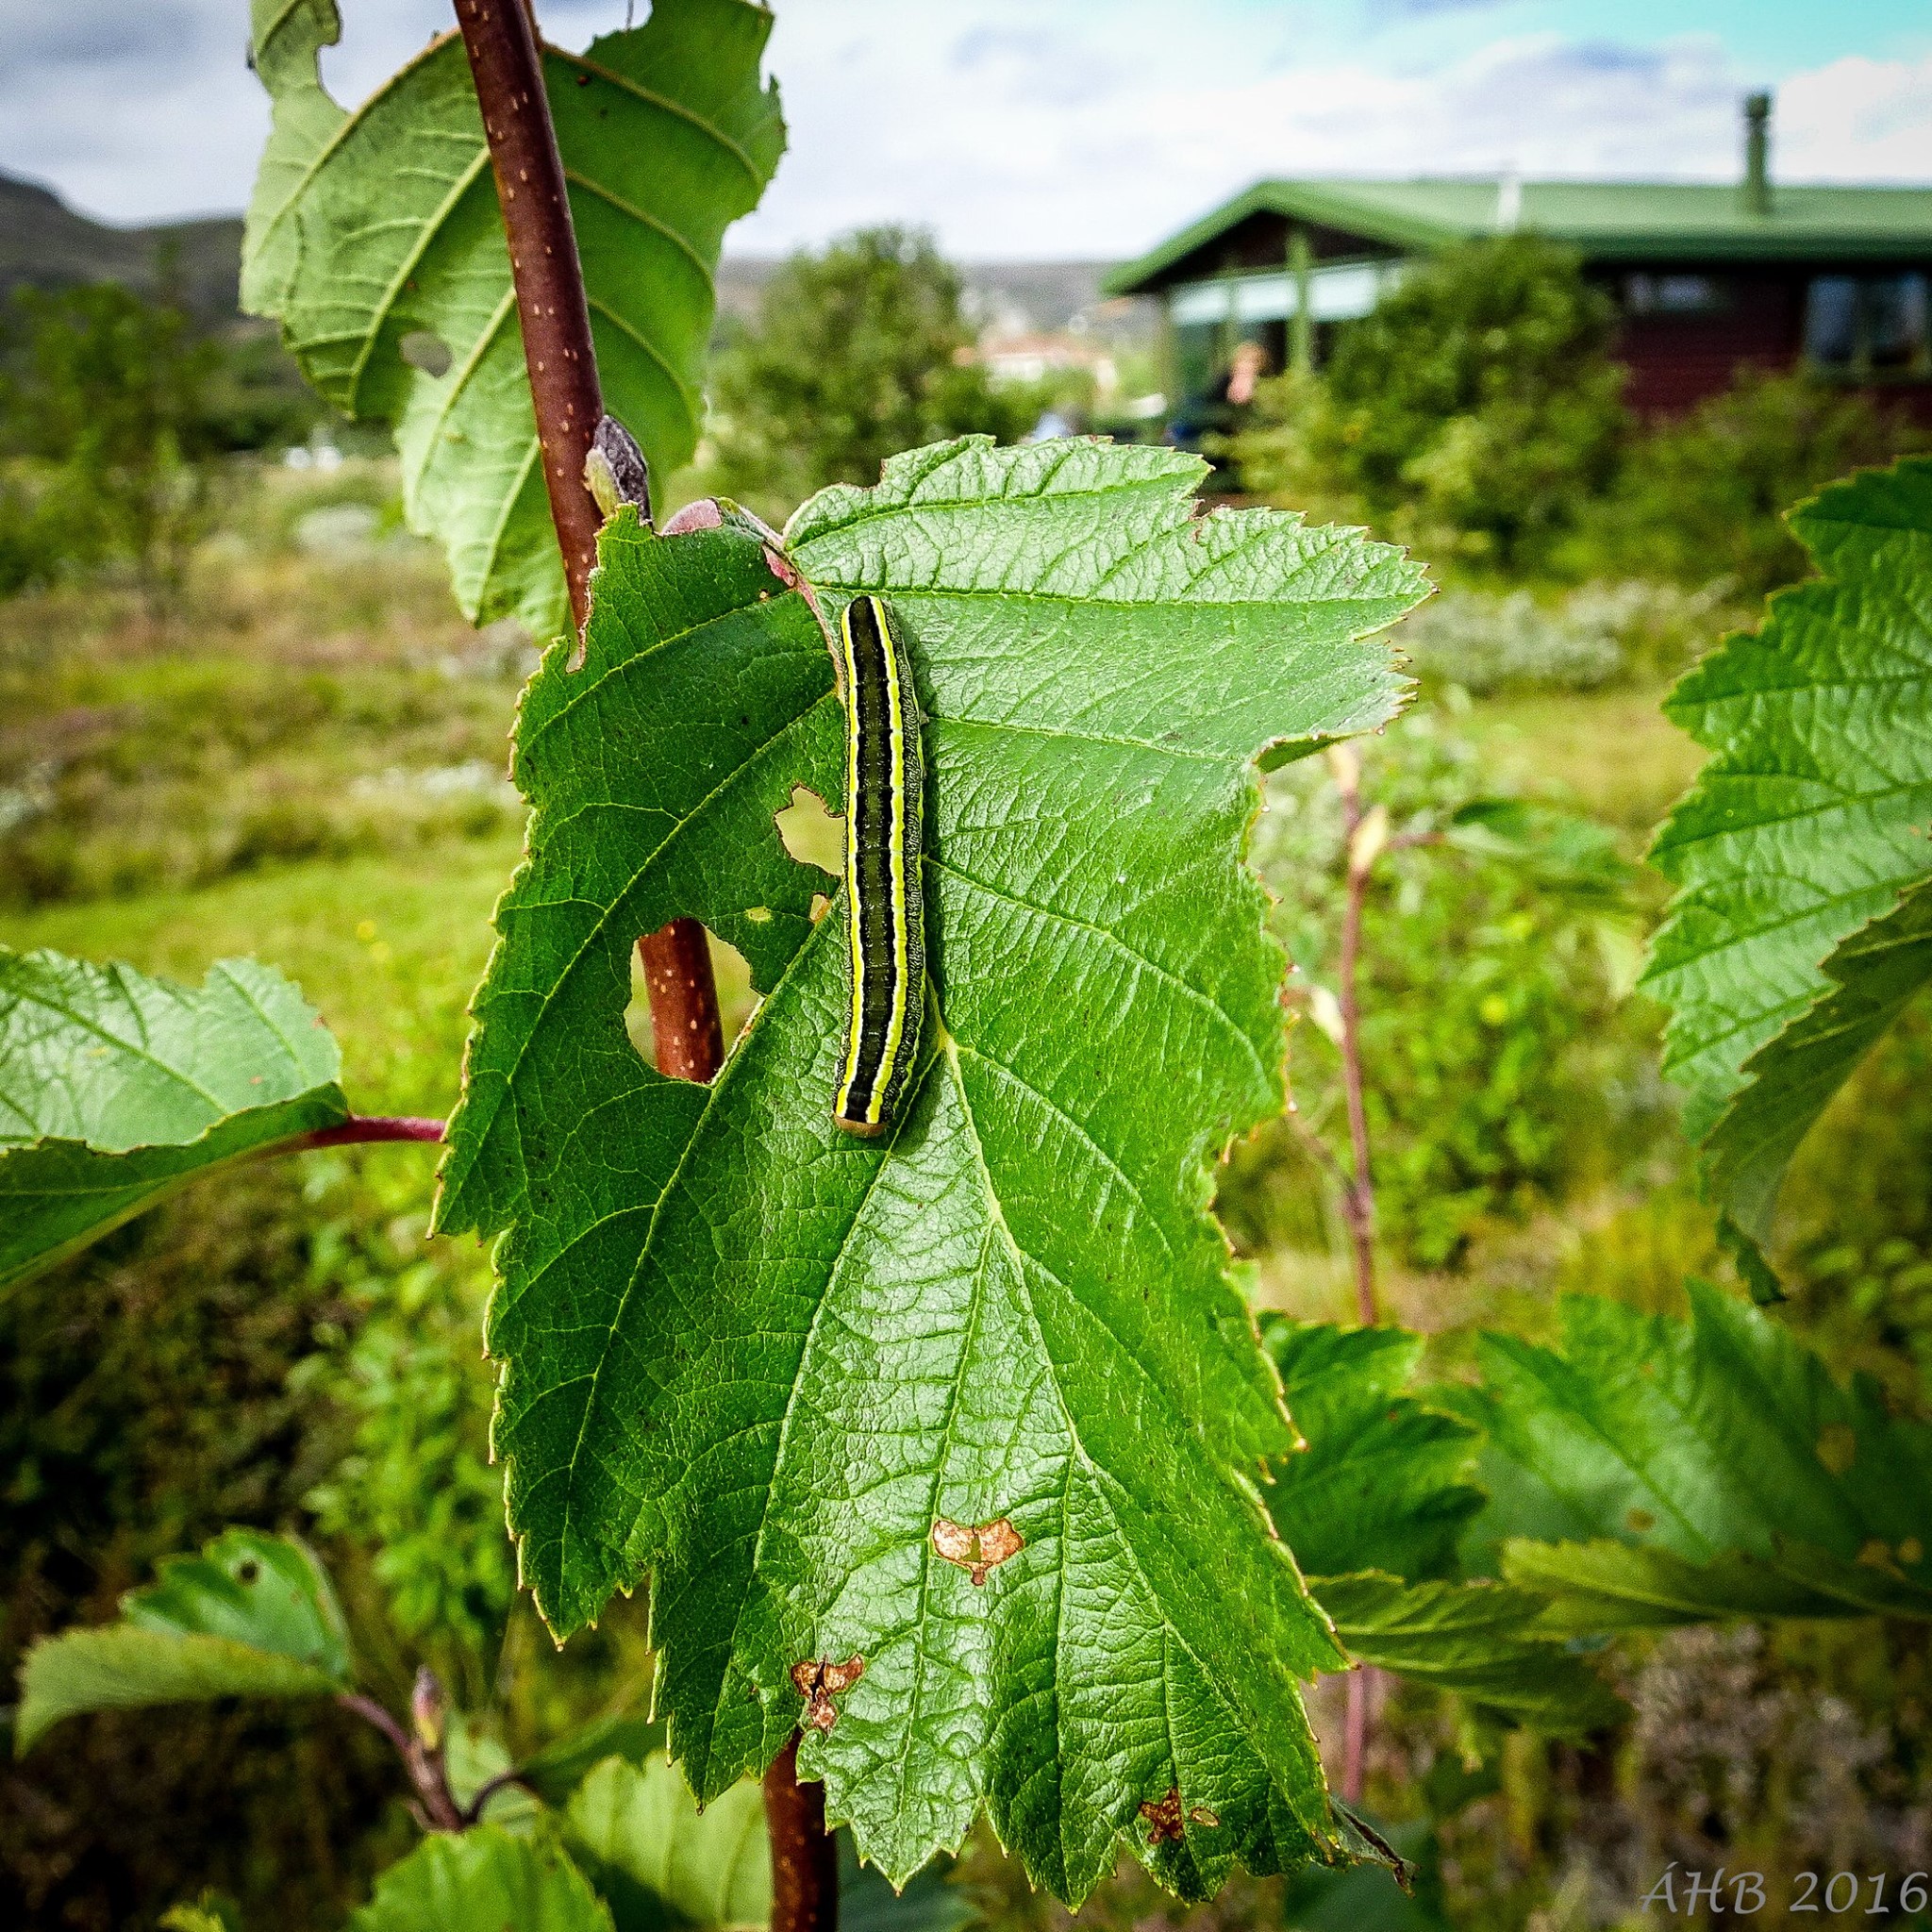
[0,0,1923,254]
[1778,55,1932,179]
[735,26,1768,258]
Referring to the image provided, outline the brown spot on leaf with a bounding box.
[1140,1788,1186,1846]
[791,1654,865,1733]
[1625,1507,1656,1534]
[931,1516,1024,1586]
[1818,1423,1857,1475]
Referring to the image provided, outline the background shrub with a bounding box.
[1232,237,1626,571]
[704,225,1035,517]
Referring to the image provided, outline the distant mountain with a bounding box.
[0,169,1149,355]
[0,173,243,322]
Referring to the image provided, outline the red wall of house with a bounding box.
[1609,272,1803,415]
[1604,268,1932,424]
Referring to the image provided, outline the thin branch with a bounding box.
[338,1687,466,1834]
[1324,745,1387,1807]
[1328,749,1379,1329]
[453,0,724,1089]
[1341,1667,1384,1810]
[294,1115,445,1150]
[338,1689,411,1758]
[460,1766,529,1824]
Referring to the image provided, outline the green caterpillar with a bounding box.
[833,594,925,1137]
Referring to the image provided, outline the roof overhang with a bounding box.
[1104,177,1932,298]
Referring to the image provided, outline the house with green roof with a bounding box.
[1104,97,1932,419]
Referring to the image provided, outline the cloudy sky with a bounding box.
[1,0,1927,259]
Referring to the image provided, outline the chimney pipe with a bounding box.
[1742,92,1772,217]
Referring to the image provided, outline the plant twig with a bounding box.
[1322,743,1389,1808]
[1341,1666,1382,1810]
[338,1681,466,1833]
[295,1115,446,1150]
[1326,746,1380,1328]
[453,0,724,1089]
[765,1733,840,1932]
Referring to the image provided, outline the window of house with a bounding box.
[1806,274,1930,375]
[1624,273,1728,315]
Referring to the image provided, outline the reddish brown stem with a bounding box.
[765,1733,840,1932]
[454,0,724,1088]
[640,924,726,1082]
[453,0,603,633]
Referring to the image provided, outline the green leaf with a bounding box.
[1264,1320,1484,1582]
[1460,1284,1932,1627]
[1503,1536,1932,1633]
[1259,1322,1616,1735]
[0,950,348,1291]
[1312,1574,1623,1739]
[435,438,1424,1900]
[1281,1822,1449,1932]
[519,1711,668,1809]
[1642,456,1932,1288]
[348,1824,612,1932]
[15,1530,351,1752]
[242,0,784,636]
[566,1756,769,1932]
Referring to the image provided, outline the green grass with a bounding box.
[1457,684,1705,843]
[0,838,522,1121]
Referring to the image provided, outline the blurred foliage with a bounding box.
[1394,577,1741,698]
[0,286,313,601]
[0,464,528,913]
[1232,246,1924,601]
[703,226,1034,519]
[0,1166,408,1930]
[1231,238,1626,570]
[292,1160,512,1704]
[1561,369,1930,597]
[1222,708,1657,1271]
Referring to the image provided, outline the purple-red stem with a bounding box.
[296,1115,445,1150]
[1332,766,1378,1330]
[1327,751,1386,1808]
[338,1687,467,1833]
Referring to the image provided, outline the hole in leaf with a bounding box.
[625,925,756,1074]
[235,1559,260,1584]
[399,329,453,377]
[809,893,831,924]
[775,785,841,877]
